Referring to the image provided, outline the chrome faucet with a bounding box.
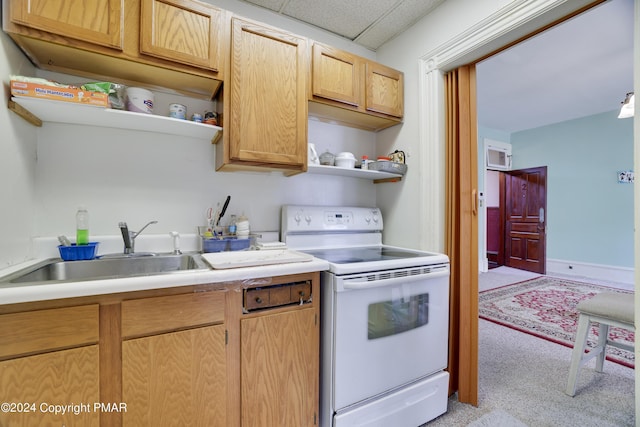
[119,221,158,254]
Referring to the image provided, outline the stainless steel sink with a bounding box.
[1,253,210,285]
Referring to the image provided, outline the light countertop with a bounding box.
[0,256,329,306]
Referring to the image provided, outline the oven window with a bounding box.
[367,293,429,339]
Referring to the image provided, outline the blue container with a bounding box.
[227,238,251,251]
[202,237,251,252]
[202,238,228,253]
[58,242,99,261]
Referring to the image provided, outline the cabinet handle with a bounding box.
[255,297,263,304]
[298,291,305,297]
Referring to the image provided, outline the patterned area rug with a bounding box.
[479,276,635,368]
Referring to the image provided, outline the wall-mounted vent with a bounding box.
[485,139,512,171]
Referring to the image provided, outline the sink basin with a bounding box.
[1,253,209,285]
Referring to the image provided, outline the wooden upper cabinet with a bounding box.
[9,0,123,49]
[309,42,404,131]
[365,61,403,118]
[140,0,222,71]
[219,17,307,172]
[312,43,359,107]
[3,0,225,98]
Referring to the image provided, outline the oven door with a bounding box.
[330,265,450,412]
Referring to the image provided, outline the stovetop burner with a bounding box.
[281,205,449,275]
[302,247,431,264]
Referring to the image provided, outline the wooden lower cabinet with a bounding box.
[0,273,320,427]
[120,289,228,427]
[0,304,100,427]
[241,307,318,427]
[122,325,227,426]
[0,345,101,427]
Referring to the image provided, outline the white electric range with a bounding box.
[281,205,450,427]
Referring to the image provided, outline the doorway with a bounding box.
[486,167,547,274]
[418,0,635,407]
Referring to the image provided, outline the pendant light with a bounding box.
[618,92,635,118]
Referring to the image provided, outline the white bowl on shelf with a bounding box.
[335,152,356,168]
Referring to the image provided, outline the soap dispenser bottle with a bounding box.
[76,206,89,245]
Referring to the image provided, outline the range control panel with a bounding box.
[282,205,383,233]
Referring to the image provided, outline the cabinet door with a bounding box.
[9,0,123,49]
[229,18,307,169]
[311,43,360,107]
[0,346,100,427]
[365,61,404,118]
[122,325,227,427]
[241,307,318,427]
[140,0,223,71]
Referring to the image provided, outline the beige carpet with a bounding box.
[478,276,634,368]
[426,319,635,426]
[425,268,635,427]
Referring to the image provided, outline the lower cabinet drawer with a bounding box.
[244,288,271,311]
[122,291,225,339]
[269,286,291,305]
[290,283,311,303]
[0,305,99,359]
[243,281,312,312]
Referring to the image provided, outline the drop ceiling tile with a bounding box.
[281,0,392,40]
[355,0,445,50]
[240,0,288,12]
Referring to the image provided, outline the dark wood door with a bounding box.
[504,166,547,274]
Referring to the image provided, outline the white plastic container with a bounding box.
[126,87,154,114]
[169,103,186,119]
[335,152,356,168]
[236,215,250,239]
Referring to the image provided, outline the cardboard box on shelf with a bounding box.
[10,80,109,107]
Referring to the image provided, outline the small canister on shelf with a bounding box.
[203,111,218,126]
[191,113,203,123]
[169,103,187,120]
[361,155,371,170]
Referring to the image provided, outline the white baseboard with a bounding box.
[480,257,489,273]
[546,259,634,285]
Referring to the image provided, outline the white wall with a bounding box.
[0,2,381,267]
[485,171,500,207]
[0,31,37,269]
[374,0,514,252]
[1,0,615,264]
[32,117,376,240]
[375,0,598,252]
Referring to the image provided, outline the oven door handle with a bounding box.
[342,269,449,289]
